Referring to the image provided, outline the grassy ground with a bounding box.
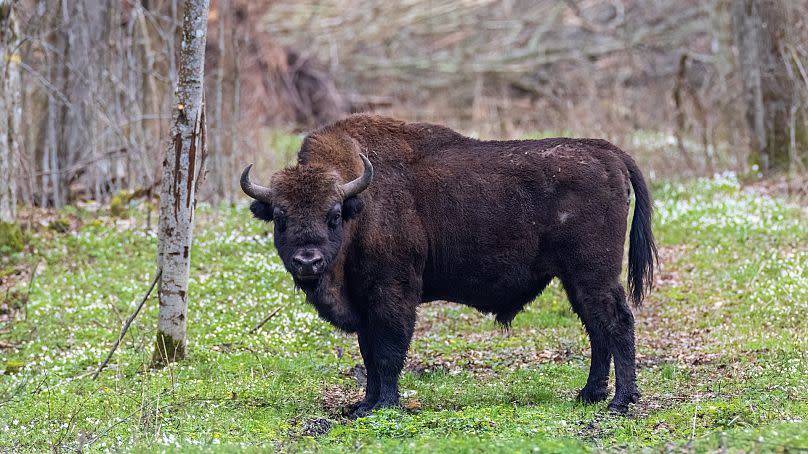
[0,173,806,453]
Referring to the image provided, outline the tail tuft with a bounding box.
[623,153,658,306]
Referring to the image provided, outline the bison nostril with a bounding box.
[292,250,324,274]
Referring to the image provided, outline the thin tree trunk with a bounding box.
[0,0,21,222]
[45,3,67,208]
[212,0,228,201]
[136,2,160,191]
[732,0,802,173]
[43,51,59,208]
[229,30,242,203]
[152,0,210,367]
[672,54,697,174]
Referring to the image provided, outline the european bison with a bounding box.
[241,114,656,415]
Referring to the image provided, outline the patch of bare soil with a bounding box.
[636,244,721,367]
[411,302,581,377]
[651,244,692,289]
[407,338,577,378]
[742,173,808,207]
[322,368,428,417]
[299,417,333,437]
[0,340,16,350]
[321,383,363,418]
[288,415,335,438]
[0,262,40,326]
[626,244,774,415]
[16,207,83,234]
[413,301,478,337]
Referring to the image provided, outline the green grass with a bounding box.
[1,173,806,452]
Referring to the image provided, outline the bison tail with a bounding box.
[623,153,658,306]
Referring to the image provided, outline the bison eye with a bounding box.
[327,204,341,229]
[327,209,341,229]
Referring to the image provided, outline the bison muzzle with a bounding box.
[241,115,657,416]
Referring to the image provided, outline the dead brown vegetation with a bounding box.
[4,0,808,209]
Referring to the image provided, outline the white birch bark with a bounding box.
[0,0,21,222]
[153,0,211,366]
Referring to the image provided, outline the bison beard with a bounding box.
[241,114,657,416]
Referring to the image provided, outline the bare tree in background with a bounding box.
[5,0,806,210]
[732,0,807,172]
[0,0,21,222]
[211,0,229,201]
[153,0,210,367]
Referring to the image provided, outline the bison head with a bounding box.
[240,154,373,289]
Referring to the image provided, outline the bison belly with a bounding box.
[420,209,556,324]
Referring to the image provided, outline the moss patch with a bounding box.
[151,330,187,367]
[0,221,24,253]
[109,190,133,218]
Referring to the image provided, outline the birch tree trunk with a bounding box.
[153,0,210,367]
[0,0,21,222]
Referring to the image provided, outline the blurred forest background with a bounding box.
[1,0,807,215]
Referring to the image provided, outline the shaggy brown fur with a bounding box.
[244,114,657,416]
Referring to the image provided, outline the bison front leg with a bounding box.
[354,302,416,416]
[350,330,381,418]
[370,314,416,412]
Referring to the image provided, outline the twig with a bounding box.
[248,307,281,334]
[92,269,162,380]
[83,383,180,449]
[23,260,41,321]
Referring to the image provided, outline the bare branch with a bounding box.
[93,269,161,380]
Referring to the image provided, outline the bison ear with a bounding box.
[250,201,274,222]
[342,196,364,220]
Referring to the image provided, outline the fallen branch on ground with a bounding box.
[92,269,162,380]
[249,307,281,334]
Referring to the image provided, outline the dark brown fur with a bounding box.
[246,114,657,415]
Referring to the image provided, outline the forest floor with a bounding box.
[0,172,806,453]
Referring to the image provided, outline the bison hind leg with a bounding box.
[563,277,638,414]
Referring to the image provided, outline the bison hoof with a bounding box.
[606,392,639,415]
[349,406,372,419]
[576,386,609,404]
[369,399,399,412]
[348,398,399,419]
[347,400,375,419]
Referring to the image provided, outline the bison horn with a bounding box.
[338,153,373,199]
[240,164,273,203]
